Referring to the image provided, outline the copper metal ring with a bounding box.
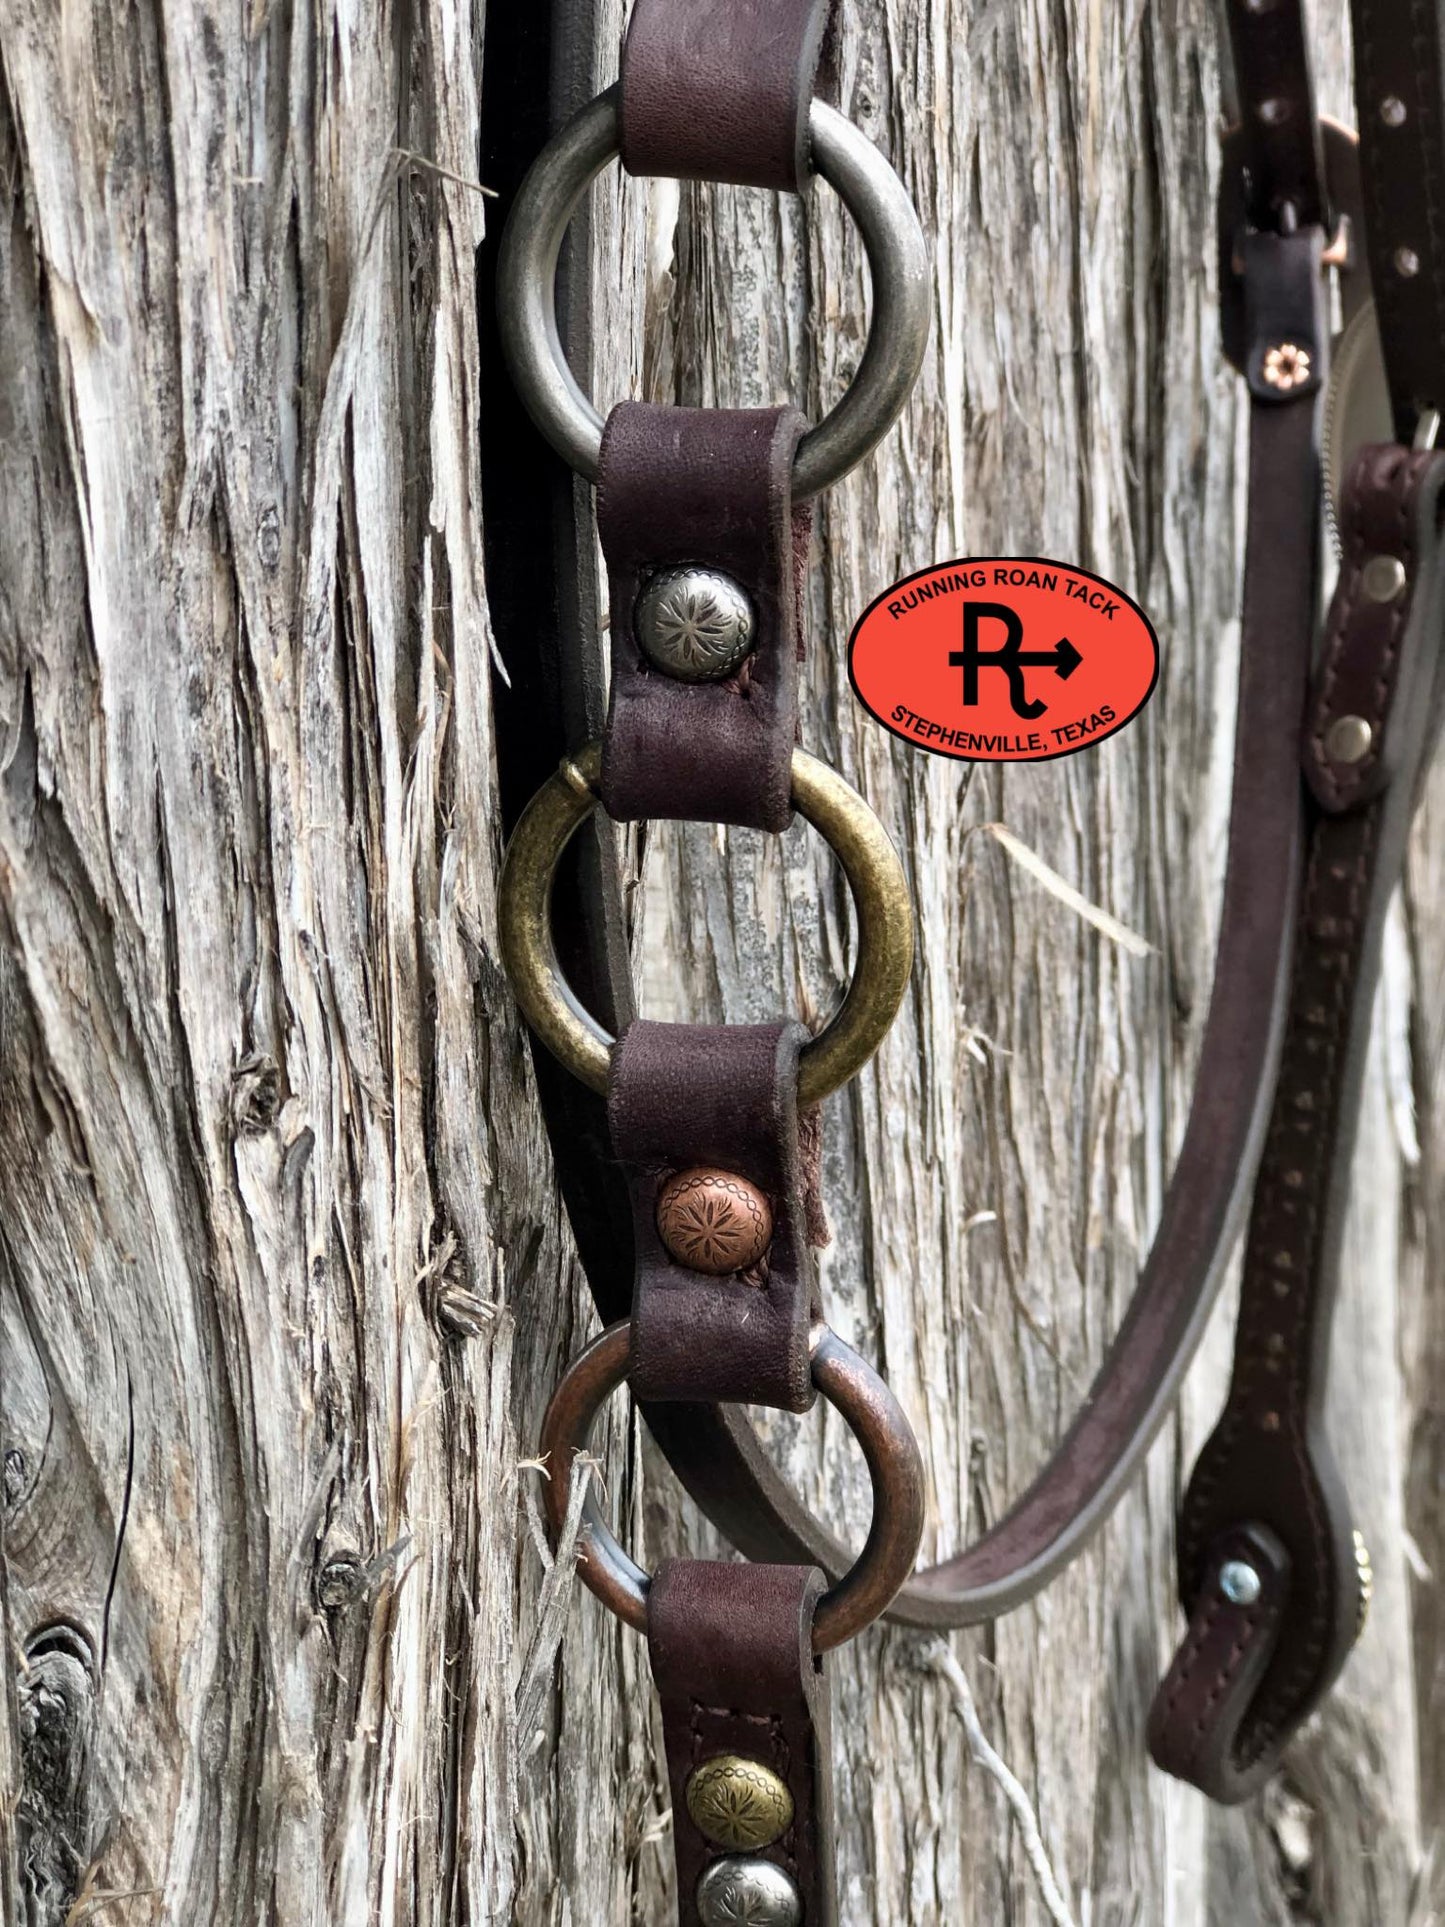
[498,742,914,1107]
[496,85,931,499]
[538,1320,926,1651]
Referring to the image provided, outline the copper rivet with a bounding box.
[1381,95,1408,128]
[685,1756,794,1851]
[1362,553,1407,604]
[657,1167,773,1274]
[1261,341,1311,391]
[1396,246,1421,278]
[1325,714,1373,766]
[1261,1410,1281,1431]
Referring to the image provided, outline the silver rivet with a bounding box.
[697,1856,802,1927]
[1325,714,1373,765]
[635,565,755,682]
[1219,1559,1263,1607]
[1258,97,1290,127]
[1396,246,1421,278]
[1362,553,1406,603]
[1381,95,1408,128]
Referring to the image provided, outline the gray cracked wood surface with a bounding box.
[0,0,1438,1923]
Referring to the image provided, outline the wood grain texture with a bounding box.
[0,1,1434,1924]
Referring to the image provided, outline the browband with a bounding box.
[492,0,1445,1900]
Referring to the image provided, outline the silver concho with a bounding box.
[634,566,755,682]
[695,1855,803,1927]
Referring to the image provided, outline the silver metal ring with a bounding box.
[496,86,931,498]
[539,1321,926,1651]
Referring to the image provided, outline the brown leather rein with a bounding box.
[491,0,1445,1912]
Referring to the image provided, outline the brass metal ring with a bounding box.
[498,742,914,1107]
[538,1320,926,1651]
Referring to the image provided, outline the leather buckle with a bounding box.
[1219,118,1366,375]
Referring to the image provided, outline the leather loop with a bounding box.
[597,404,810,833]
[1241,227,1327,403]
[619,0,835,191]
[610,1020,819,1412]
[648,1561,836,1927]
[1305,445,1445,813]
[1147,1524,1292,1803]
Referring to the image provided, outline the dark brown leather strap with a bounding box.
[648,1561,836,1927]
[1223,0,1326,231]
[1148,1524,1291,1797]
[614,225,1331,1627]
[1350,0,1445,439]
[610,1021,818,1413]
[597,404,809,834]
[619,0,834,191]
[1152,442,1445,1800]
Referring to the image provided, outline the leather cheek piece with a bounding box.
[1224,0,1326,230]
[1349,0,1445,438]
[647,1561,837,1927]
[596,402,810,834]
[1153,443,1445,1800]
[619,0,836,192]
[609,1019,820,1413]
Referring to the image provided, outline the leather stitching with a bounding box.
[1307,449,1420,805]
[1179,763,1385,1765]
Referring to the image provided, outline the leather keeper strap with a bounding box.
[610,1020,819,1413]
[619,0,835,191]
[1150,442,1445,1802]
[597,403,810,834]
[1349,0,1445,440]
[648,1561,836,1927]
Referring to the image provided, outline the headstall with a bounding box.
[492,1,1445,1918]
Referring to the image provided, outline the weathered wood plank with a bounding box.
[0,1,1433,1923]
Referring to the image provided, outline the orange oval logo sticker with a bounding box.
[848,556,1159,762]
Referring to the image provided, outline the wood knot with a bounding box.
[315,1553,365,1613]
[230,1053,282,1134]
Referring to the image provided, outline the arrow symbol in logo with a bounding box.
[949,602,1082,720]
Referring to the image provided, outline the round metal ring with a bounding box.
[498,742,914,1108]
[496,85,932,499]
[539,1320,926,1651]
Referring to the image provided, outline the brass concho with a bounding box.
[685,1755,794,1852]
